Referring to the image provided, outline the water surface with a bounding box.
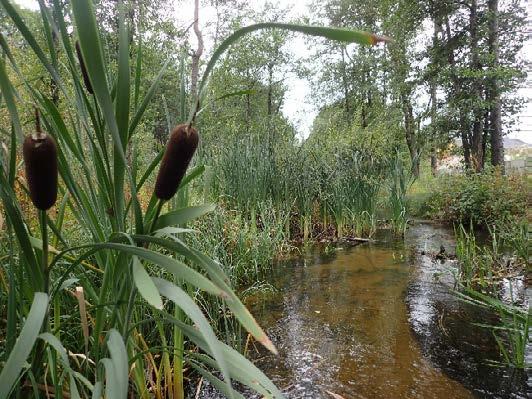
[201,222,528,398]
[245,225,475,398]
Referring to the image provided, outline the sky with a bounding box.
[12,0,532,143]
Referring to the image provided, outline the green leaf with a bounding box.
[188,361,245,399]
[100,358,120,399]
[38,333,82,399]
[0,59,23,141]
[162,313,284,398]
[194,23,390,118]
[178,164,205,191]
[0,293,49,398]
[106,329,128,399]
[96,242,226,298]
[129,235,276,354]
[154,278,234,398]
[155,204,215,230]
[129,59,171,138]
[132,256,163,309]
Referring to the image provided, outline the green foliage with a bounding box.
[424,171,528,226]
[0,0,392,397]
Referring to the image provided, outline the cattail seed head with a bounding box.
[155,124,199,201]
[75,41,94,94]
[23,132,58,210]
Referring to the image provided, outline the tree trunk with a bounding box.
[444,17,471,169]
[429,17,441,176]
[341,47,351,118]
[488,0,505,171]
[189,0,204,114]
[267,62,273,116]
[402,93,419,177]
[469,0,484,172]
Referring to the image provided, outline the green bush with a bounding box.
[425,171,528,226]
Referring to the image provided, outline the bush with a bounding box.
[425,170,528,226]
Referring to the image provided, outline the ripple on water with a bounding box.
[199,222,528,398]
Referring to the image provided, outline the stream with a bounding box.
[201,221,529,398]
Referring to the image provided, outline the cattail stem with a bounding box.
[40,210,49,295]
[149,199,164,234]
[123,200,164,338]
[31,210,50,379]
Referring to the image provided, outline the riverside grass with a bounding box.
[0,0,390,397]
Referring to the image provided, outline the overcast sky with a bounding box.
[13,0,532,142]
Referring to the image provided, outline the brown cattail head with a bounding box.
[23,132,58,210]
[75,41,94,94]
[155,124,199,201]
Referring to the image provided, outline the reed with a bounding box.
[0,0,389,397]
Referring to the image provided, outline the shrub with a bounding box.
[425,170,528,226]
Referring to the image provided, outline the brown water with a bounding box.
[201,222,529,398]
[246,230,474,398]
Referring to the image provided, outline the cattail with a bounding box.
[23,131,58,211]
[155,124,199,201]
[75,41,94,94]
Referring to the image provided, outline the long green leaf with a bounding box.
[162,313,284,398]
[194,23,390,118]
[0,293,49,398]
[0,59,22,140]
[132,256,163,309]
[129,235,276,353]
[38,333,82,399]
[154,278,234,398]
[155,204,215,230]
[188,361,245,399]
[95,242,226,297]
[106,329,128,399]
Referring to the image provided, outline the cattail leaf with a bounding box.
[95,242,226,297]
[154,204,215,230]
[135,148,164,192]
[195,23,390,118]
[29,235,60,254]
[100,358,120,399]
[188,362,246,399]
[129,234,277,354]
[153,278,234,398]
[37,0,59,70]
[116,1,130,146]
[0,169,43,291]
[129,59,171,138]
[163,313,284,398]
[0,59,23,141]
[132,256,163,310]
[38,333,81,399]
[0,293,49,399]
[192,249,278,354]
[177,164,205,191]
[71,0,132,231]
[106,329,129,399]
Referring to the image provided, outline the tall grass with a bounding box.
[199,127,393,241]
[454,223,529,369]
[0,0,389,397]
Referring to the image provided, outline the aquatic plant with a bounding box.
[0,0,389,396]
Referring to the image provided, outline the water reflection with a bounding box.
[246,233,475,398]
[201,222,528,398]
